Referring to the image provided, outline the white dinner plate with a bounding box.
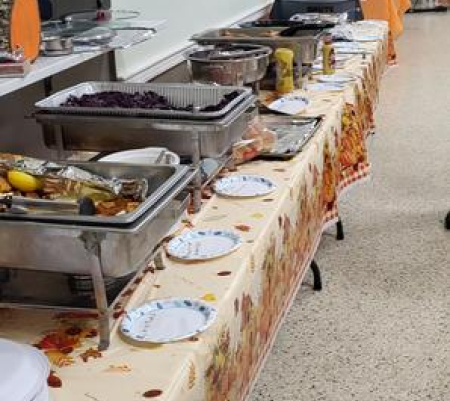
[353,35,383,42]
[214,174,276,198]
[316,54,353,62]
[166,229,242,261]
[317,74,356,84]
[312,61,345,71]
[99,147,180,165]
[307,82,345,92]
[267,96,309,115]
[332,42,365,52]
[121,298,217,343]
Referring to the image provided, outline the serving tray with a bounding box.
[35,82,253,120]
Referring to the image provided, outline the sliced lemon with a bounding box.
[7,170,42,192]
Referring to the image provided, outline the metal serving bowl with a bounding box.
[186,44,272,87]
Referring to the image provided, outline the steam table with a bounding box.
[0,22,389,401]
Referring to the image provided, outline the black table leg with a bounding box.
[445,211,450,230]
[310,260,322,291]
[336,218,345,241]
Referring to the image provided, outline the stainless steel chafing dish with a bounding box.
[185,44,272,88]
[191,27,324,65]
[36,95,256,158]
[0,162,193,277]
[34,82,256,158]
[35,82,253,120]
[0,161,195,350]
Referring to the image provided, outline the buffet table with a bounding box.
[0,22,389,401]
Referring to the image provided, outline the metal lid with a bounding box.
[72,26,116,44]
[187,44,272,62]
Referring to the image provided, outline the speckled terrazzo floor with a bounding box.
[250,13,450,401]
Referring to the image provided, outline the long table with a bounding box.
[0,22,389,401]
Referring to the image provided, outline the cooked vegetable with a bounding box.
[7,170,43,192]
[61,90,240,112]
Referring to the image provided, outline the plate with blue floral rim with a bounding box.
[317,74,356,84]
[121,298,217,343]
[214,174,276,198]
[307,82,345,92]
[166,229,242,261]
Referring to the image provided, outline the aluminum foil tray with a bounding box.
[35,82,253,120]
[0,162,190,227]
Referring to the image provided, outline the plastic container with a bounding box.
[321,34,336,75]
[274,48,295,94]
[0,339,50,401]
[99,147,180,165]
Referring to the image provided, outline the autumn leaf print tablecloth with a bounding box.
[0,22,389,401]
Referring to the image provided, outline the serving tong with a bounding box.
[0,194,96,216]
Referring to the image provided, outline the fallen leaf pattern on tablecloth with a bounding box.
[45,350,75,367]
[80,347,102,363]
[104,364,131,373]
[204,214,228,222]
[37,331,80,352]
[0,35,385,401]
[188,361,196,390]
[201,293,217,302]
[143,389,163,398]
[36,322,100,370]
[205,146,346,401]
[113,309,126,319]
[250,213,264,219]
[47,371,63,388]
[234,224,251,232]
[250,255,256,273]
[339,103,370,189]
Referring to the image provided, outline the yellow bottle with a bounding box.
[274,48,295,94]
[322,34,336,75]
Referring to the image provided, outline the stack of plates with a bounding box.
[0,339,51,401]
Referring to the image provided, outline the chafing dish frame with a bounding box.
[0,168,196,350]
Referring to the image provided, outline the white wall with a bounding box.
[112,0,272,80]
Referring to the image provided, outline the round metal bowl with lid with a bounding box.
[186,44,272,87]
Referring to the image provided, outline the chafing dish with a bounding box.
[35,82,256,214]
[186,44,272,88]
[0,162,193,277]
[191,27,323,65]
[35,92,257,158]
[0,162,188,226]
[0,162,195,350]
[35,82,252,120]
